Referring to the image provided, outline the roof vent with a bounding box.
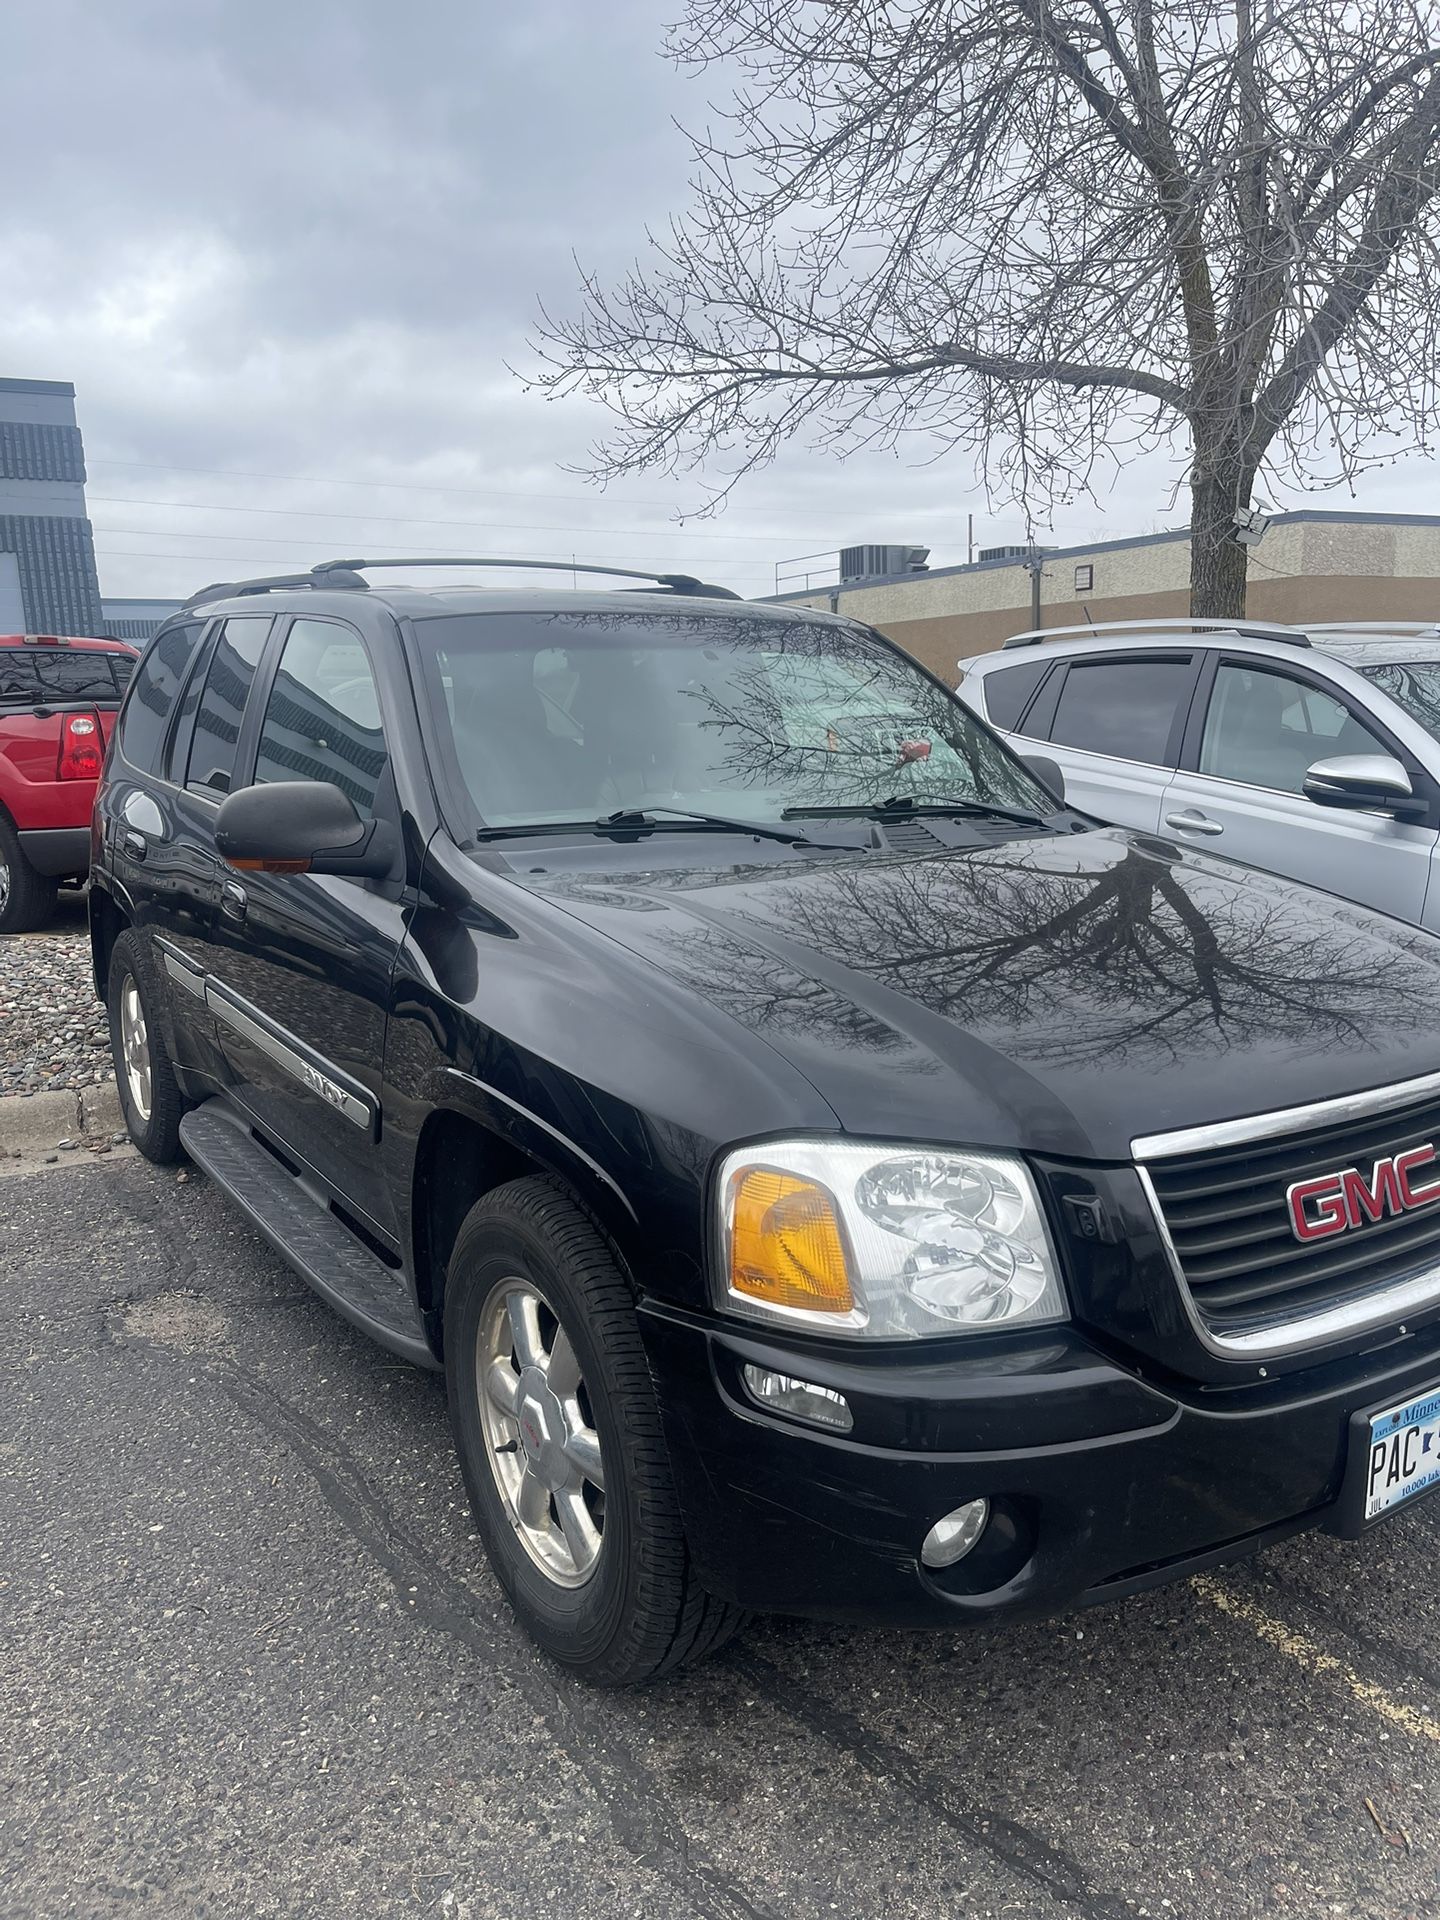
[838,544,930,583]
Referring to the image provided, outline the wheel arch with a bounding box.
[89,878,129,1003]
[409,1097,638,1360]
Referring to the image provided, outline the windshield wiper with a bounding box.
[783,793,1051,830]
[473,807,856,850]
[598,806,862,848]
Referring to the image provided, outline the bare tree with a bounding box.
[530,0,1440,617]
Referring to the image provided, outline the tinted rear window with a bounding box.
[982,660,1050,731]
[1047,656,1194,766]
[116,621,206,774]
[0,648,131,704]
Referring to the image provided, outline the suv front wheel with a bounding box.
[445,1177,743,1685]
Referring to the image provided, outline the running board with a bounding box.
[178,1101,435,1368]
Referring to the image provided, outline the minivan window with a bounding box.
[1047,656,1194,765]
[414,609,1053,830]
[981,659,1050,732]
[253,619,389,818]
[1200,663,1384,793]
[185,617,271,797]
[116,621,205,774]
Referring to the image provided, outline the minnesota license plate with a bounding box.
[1362,1385,1440,1522]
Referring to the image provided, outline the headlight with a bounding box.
[717,1139,1066,1339]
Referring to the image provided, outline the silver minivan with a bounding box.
[957,619,1440,933]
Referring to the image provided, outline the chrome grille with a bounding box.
[1137,1078,1440,1352]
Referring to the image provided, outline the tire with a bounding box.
[0,814,57,934]
[445,1177,744,1686]
[107,930,184,1163]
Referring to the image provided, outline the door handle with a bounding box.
[1165,810,1224,836]
[221,881,249,922]
[122,829,148,861]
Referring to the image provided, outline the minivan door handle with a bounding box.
[221,880,249,922]
[1165,810,1224,837]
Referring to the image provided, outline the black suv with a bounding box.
[92,558,1440,1684]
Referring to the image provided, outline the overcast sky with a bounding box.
[6,0,1438,604]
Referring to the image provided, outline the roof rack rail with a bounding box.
[1307,621,1440,638]
[183,555,741,612]
[1001,616,1310,650]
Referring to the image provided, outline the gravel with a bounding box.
[0,925,112,1095]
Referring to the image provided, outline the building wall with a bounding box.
[100,597,184,643]
[776,513,1440,682]
[0,377,103,634]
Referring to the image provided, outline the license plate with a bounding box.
[1361,1385,1440,1522]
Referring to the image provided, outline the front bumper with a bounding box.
[640,1306,1440,1627]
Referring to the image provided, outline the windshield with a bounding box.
[414,609,1053,832]
[1364,659,1440,742]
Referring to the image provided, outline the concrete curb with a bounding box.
[0,1078,125,1166]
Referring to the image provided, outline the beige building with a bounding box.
[773,511,1440,682]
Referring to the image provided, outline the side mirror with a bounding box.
[215,780,396,878]
[1302,754,1427,820]
[1020,753,1066,805]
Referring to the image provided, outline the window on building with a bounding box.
[253,620,390,818]
[185,617,271,796]
[981,660,1050,731]
[1074,564,1094,594]
[115,621,206,774]
[1199,663,1385,793]
[1047,656,1194,765]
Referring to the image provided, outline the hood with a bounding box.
[508,827,1440,1161]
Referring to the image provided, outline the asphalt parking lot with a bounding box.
[4,1150,1440,1920]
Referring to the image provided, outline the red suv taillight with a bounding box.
[58,712,103,782]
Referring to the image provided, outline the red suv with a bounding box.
[0,633,137,933]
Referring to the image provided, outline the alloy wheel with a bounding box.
[477,1278,607,1588]
[119,976,153,1123]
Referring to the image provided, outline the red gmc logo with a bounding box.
[1286,1143,1440,1242]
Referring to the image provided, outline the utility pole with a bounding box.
[1024,548,1044,629]
[967,513,974,567]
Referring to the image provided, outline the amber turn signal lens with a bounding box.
[729,1169,854,1314]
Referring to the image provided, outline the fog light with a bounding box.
[921,1498,990,1568]
[742,1365,853,1432]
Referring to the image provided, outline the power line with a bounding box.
[91,539,777,577]
[86,493,817,547]
[88,454,923,522]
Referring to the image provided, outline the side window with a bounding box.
[1048,656,1195,766]
[253,619,390,818]
[1199,663,1386,794]
[982,660,1050,732]
[185,617,271,797]
[116,621,205,774]
[0,653,40,704]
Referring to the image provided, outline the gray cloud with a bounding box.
[5,0,1436,603]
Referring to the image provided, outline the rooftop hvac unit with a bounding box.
[838,544,930,582]
[978,543,1049,563]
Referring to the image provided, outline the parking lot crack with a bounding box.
[734,1650,1137,1920]
[114,1326,784,1920]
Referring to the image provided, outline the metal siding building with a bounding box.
[99,597,184,643]
[0,377,103,635]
